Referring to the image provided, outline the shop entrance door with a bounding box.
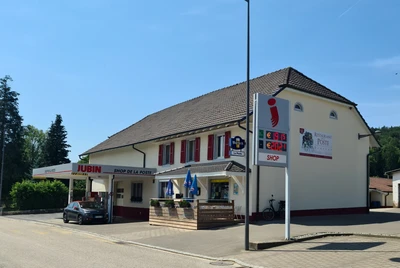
[210,179,229,203]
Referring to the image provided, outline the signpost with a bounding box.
[252,93,291,240]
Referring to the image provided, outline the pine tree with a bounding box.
[43,114,71,166]
[0,75,28,202]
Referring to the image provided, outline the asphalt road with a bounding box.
[0,217,242,268]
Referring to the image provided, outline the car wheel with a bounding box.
[63,213,69,223]
[78,215,84,225]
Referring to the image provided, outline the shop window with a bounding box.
[294,102,303,112]
[131,182,143,202]
[186,139,195,162]
[210,179,229,202]
[329,110,338,120]
[159,181,168,198]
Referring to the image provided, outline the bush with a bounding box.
[10,180,68,210]
[164,199,175,208]
[178,200,191,208]
[150,199,160,207]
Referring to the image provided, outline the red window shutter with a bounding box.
[195,137,201,162]
[224,131,231,158]
[207,135,214,160]
[158,144,163,166]
[169,142,174,165]
[180,140,186,164]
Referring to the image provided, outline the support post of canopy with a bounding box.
[108,175,114,223]
[68,178,74,203]
[85,177,90,199]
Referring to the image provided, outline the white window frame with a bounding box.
[186,139,195,163]
[131,182,143,203]
[294,102,303,112]
[214,133,225,159]
[163,143,171,165]
[116,188,124,199]
[329,110,338,120]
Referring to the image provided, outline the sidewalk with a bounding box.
[5,208,400,268]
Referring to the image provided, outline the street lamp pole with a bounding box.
[244,0,250,251]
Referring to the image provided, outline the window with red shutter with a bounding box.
[169,142,175,165]
[207,135,214,160]
[224,131,231,158]
[195,137,201,162]
[180,140,186,163]
[158,144,163,166]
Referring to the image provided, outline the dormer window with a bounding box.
[329,110,337,119]
[294,102,303,112]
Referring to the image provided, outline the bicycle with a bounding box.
[262,195,285,221]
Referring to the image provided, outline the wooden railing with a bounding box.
[148,199,235,230]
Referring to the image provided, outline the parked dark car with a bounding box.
[63,201,108,225]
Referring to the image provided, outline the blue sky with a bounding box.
[0,0,399,162]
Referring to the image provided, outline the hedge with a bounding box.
[10,180,68,210]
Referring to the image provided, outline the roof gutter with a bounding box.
[132,145,146,168]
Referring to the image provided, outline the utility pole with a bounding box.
[244,0,250,251]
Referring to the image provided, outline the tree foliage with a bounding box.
[23,125,46,169]
[0,75,28,200]
[370,126,400,177]
[43,114,71,166]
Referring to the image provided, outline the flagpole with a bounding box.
[244,0,250,251]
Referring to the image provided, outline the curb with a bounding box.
[1,208,63,216]
[250,232,400,250]
[2,217,260,268]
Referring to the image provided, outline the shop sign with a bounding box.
[252,94,290,167]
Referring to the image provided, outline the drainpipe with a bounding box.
[132,144,146,168]
[237,117,259,219]
[238,117,253,134]
[366,148,381,213]
[256,165,260,220]
[385,192,389,207]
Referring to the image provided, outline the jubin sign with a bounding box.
[252,93,290,167]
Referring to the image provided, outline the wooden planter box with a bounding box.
[149,200,235,230]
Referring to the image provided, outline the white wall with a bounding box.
[275,89,370,210]
[370,191,393,207]
[393,173,400,207]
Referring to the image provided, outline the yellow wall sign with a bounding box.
[210,179,229,183]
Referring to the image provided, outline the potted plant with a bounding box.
[178,200,191,208]
[150,199,160,207]
[164,199,175,208]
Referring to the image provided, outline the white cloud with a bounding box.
[368,55,400,68]
[338,0,362,19]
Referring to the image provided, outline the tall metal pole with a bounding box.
[244,0,250,251]
[0,91,5,209]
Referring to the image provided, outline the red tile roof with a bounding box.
[370,177,392,193]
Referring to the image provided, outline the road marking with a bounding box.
[51,229,72,235]
[32,230,47,235]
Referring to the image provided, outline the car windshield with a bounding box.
[80,202,102,209]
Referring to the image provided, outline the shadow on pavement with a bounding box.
[390,258,400,263]
[308,242,385,251]
[251,210,400,227]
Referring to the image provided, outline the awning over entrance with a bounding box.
[154,161,250,179]
[32,163,157,179]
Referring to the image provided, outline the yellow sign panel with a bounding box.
[71,172,88,176]
[210,179,229,183]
